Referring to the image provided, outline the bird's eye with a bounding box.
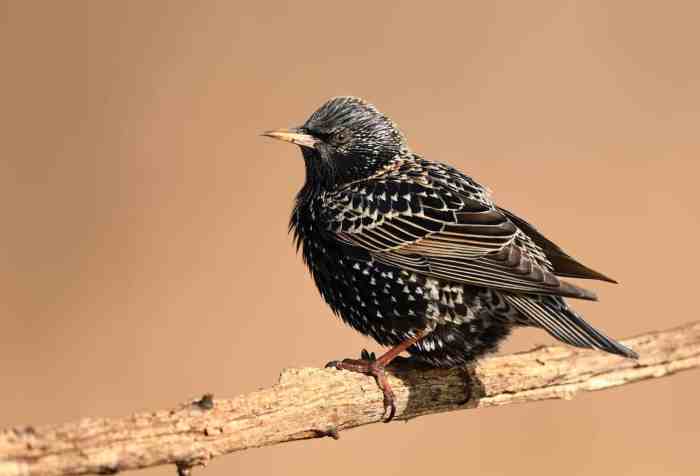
[332,129,351,145]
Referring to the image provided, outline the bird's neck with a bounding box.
[289,177,319,257]
[300,148,335,195]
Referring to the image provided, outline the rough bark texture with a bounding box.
[1,321,699,476]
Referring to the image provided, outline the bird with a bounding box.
[263,96,637,421]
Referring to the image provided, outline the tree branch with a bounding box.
[1,321,699,476]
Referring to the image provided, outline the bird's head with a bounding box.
[263,96,408,189]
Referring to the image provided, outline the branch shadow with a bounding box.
[385,356,488,420]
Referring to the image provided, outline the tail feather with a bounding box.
[505,294,638,359]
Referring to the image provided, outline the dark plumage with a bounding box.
[264,96,637,420]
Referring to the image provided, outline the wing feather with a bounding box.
[498,207,617,283]
[321,160,597,300]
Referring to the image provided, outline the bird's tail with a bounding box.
[504,294,638,359]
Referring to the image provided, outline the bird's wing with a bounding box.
[321,161,597,300]
[498,207,617,283]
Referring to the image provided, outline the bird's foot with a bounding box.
[325,349,397,422]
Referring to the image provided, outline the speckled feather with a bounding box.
[285,96,636,366]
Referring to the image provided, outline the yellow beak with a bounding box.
[262,128,319,149]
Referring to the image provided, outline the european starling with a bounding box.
[263,96,637,421]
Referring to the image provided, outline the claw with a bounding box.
[325,355,398,422]
[383,395,396,422]
[360,349,376,361]
[324,334,428,423]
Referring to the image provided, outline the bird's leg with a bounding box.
[325,330,428,422]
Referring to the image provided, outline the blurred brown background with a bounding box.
[1,1,698,475]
